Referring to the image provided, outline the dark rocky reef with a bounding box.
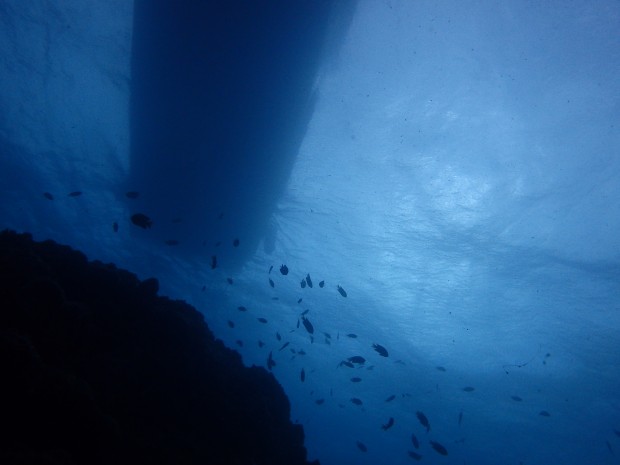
[0,230,318,465]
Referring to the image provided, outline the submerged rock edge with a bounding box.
[0,229,318,465]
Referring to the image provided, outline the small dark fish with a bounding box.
[257,317,268,324]
[68,191,82,197]
[458,410,463,426]
[539,410,550,417]
[268,265,273,274]
[305,273,313,288]
[236,340,243,347]
[416,411,430,432]
[238,306,247,312]
[278,342,290,351]
[269,278,275,288]
[372,343,389,357]
[411,433,419,449]
[408,450,422,460]
[227,320,235,328]
[607,440,614,455]
[300,279,306,289]
[323,332,332,339]
[211,255,217,269]
[315,398,325,405]
[337,285,347,297]
[381,417,394,430]
[125,191,140,199]
[201,285,206,291]
[43,192,54,200]
[302,316,314,334]
[462,386,475,392]
[350,398,363,406]
[258,340,265,348]
[385,394,396,402]
[301,309,310,316]
[300,368,306,382]
[227,277,234,285]
[355,441,367,452]
[348,356,366,365]
[267,351,275,370]
[429,440,448,456]
[131,213,152,229]
[233,238,239,247]
[112,221,118,232]
[319,280,325,288]
[511,395,523,402]
[339,361,354,368]
[296,319,300,328]
[436,366,446,372]
[350,377,362,383]
[276,332,281,341]
[297,349,306,355]
[346,333,358,338]
[164,239,179,246]
[280,264,288,275]
[614,429,620,438]
[297,298,302,303]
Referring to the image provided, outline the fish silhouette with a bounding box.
[416,411,430,432]
[131,213,152,229]
[337,285,347,297]
[372,343,389,357]
[381,417,394,430]
[429,440,448,456]
[302,316,314,334]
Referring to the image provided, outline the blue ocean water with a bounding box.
[1,1,619,464]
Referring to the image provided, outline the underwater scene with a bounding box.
[1,1,619,464]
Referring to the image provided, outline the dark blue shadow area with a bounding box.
[129,0,355,269]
